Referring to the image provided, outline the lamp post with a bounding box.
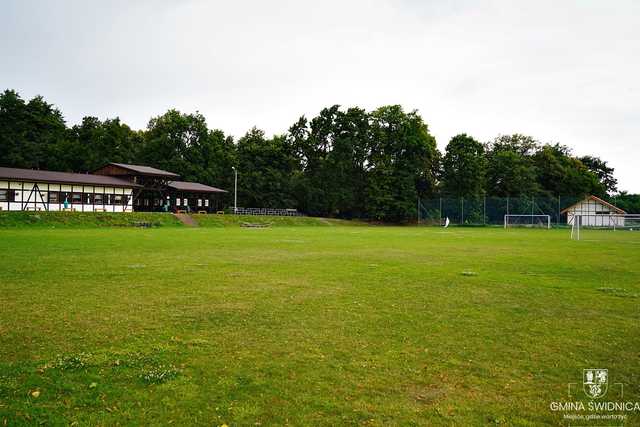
[231,166,237,214]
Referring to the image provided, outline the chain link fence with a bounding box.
[418,196,585,226]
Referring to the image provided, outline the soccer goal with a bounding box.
[571,214,640,240]
[504,214,551,229]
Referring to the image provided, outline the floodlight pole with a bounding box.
[232,166,238,214]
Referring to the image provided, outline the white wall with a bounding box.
[566,199,624,227]
[0,180,134,212]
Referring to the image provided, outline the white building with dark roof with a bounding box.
[0,163,226,213]
[0,166,139,212]
[561,195,626,227]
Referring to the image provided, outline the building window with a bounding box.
[60,192,70,205]
[205,199,209,207]
[176,198,181,206]
[596,211,610,215]
[85,193,93,204]
[94,193,104,205]
[114,195,124,205]
[197,199,202,207]
[0,189,9,202]
[183,198,188,206]
[48,192,60,203]
[71,193,82,204]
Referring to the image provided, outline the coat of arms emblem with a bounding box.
[583,369,608,399]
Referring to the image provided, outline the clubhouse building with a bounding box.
[561,194,626,227]
[0,163,226,213]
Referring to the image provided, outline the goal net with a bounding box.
[571,214,640,240]
[504,214,551,229]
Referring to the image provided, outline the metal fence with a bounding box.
[232,207,303,216]
[418,196,585,226]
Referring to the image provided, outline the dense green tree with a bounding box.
[140,109,210,180]
[192,128,236,194]
[441,133,485,197]
[533,144,605,197]
[296,106,340,216]
[367,105,439,221]
[290,106,374,217]
[0,90,68,170]
[485,135,539,196]
[55,117,142,172]
[580,155,617,194]
[326,107,371,218]
[235,128,297,208]
[611,192,640,214]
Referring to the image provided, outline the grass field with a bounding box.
[0,211,350,228]
[1,223,639,425]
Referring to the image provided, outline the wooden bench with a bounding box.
[197,210,208,214]
[240,222,272,228]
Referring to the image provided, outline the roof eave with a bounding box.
[105,163,180,178]
[560,195,626,214]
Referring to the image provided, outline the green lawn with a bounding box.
[0,224,639,425]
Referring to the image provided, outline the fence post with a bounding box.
[507,196,509,218]
[483,195,486,226]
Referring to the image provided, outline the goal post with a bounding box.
[571,214,640,240]
[504,214,551,229]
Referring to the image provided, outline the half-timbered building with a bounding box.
[0,163,227,213]
[0,167,138,212]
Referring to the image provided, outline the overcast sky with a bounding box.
[2,0,639,191]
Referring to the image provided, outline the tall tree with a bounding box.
[56,117,141,172]
[0,90,68,170]
[534,144,605,197]
[326,107,372,218]
[611,192,640,214]
[289,106,373,217]
[485,134,539,196]
[367,105,439,221]
[140,109,212,181]
[580,155,617,195]
[441,133,485,197]
[235,128,297,208]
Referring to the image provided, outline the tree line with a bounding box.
[0,89,629,220]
